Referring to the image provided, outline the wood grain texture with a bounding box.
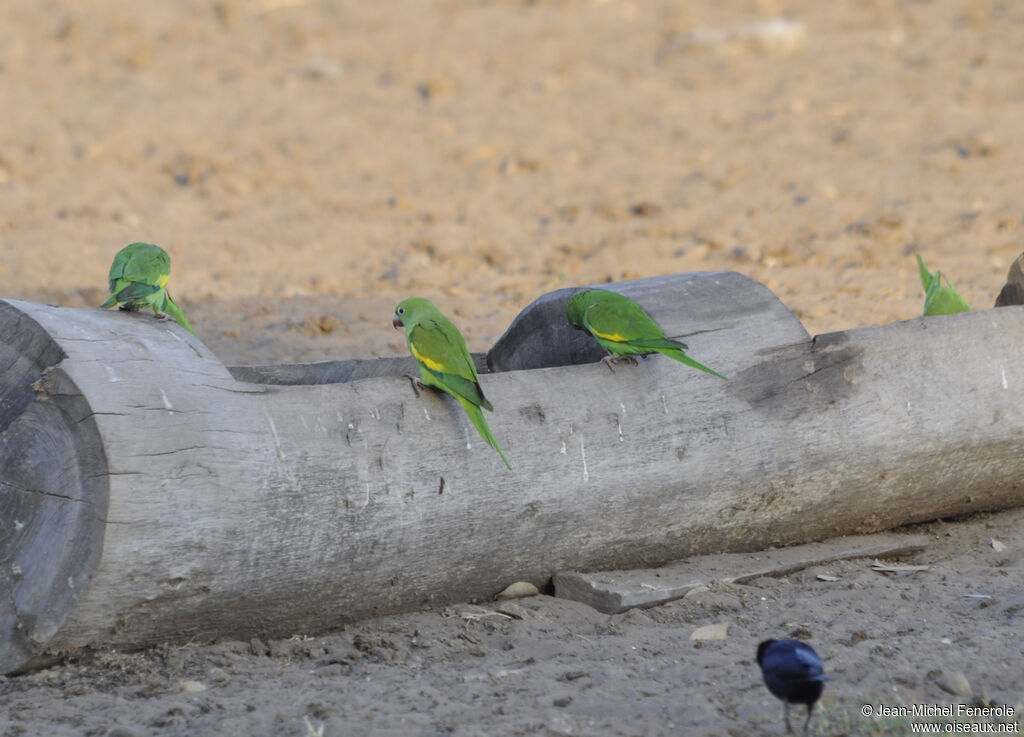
[0,301,109,673]
[228,353,490,386]
[2,272,1024,674]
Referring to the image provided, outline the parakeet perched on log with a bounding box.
[566,289,726,379]
[915,254,970,316]
[100,242,195,334]
[393,297,511,469]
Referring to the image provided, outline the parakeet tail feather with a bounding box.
[163,297,196,335]
[656,348,727,380]
[459,397,512,470]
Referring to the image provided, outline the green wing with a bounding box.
[406,313,510,468]
[916,254,970,316]
[924,279,970,316]
[112,280,162,303]
[408,319,491,410]
[107,248,133,292]
[104,243,172,305]
[579,290,725,378]
[121,244,171,287]
[585,296,679,345]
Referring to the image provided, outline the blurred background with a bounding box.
[2,0,1021,364]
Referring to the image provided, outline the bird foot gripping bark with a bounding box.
[601,355,639,373]
[405,375,424,398]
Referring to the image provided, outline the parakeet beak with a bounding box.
[392,315,403,329]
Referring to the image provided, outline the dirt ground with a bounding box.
[2,0,1023,734]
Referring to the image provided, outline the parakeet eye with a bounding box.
[397,307,405,315]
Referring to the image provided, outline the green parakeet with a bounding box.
[566,289,726,379]
[100,242,195,334]
[915,254,970,316]
[393,297,511,470]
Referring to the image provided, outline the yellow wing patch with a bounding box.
[156,273,170,287]
[410,343,446,372]
[590,329,627,342]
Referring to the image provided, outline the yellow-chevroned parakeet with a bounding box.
[566,289,726,379]
[393,297,511,470]
[915,254,970,316]
[100,242,195,334]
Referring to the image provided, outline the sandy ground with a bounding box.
[2,511,1023,736]
[2,0,1024,734]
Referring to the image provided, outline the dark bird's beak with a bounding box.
[392,316,403,329]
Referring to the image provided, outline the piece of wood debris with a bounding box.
[449,605,514,622]
[816,574,840,582]
[870,561,931,573]
[553,533,928,614]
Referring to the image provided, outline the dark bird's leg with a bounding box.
[784,702,793,735]
[405,375,424,398]
[802,704,814,736]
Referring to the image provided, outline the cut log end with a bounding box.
[3,273,1024,676]
[0,302,109,673]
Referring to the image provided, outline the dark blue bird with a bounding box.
[756,639,830,735]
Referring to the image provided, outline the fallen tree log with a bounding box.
[2,271,1023,674]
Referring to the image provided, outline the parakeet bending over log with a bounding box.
[566,289,726,379]
[100,242,195,334]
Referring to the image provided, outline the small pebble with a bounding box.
[496,581,539,600]
[690,622,729,641]
[935,670,972,697]
[179,680,207,693]
[103,728,143,737]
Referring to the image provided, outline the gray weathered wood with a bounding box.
[228,353,490,386]
[487,270,807,372]
[553,533,930,614]
[0,301,110,673]
[2,271,1024,674]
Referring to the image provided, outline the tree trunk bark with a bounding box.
[2,271,1022,674]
